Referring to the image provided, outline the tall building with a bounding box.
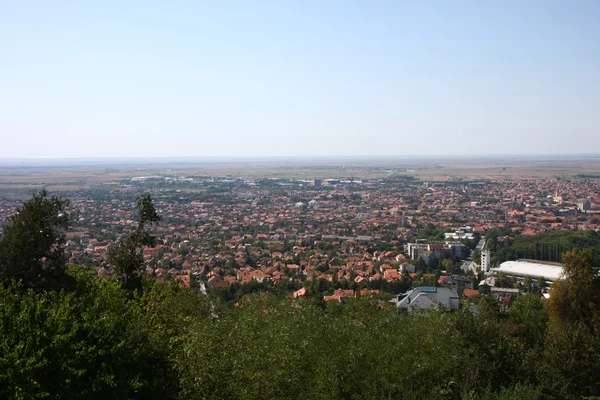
[577,200,591,212]
[481,249,491,273]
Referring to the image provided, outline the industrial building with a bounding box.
[491,260,563,285]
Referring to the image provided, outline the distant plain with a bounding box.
[1,156,599,199]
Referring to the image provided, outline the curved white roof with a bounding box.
[492,260,563,281]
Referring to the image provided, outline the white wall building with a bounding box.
[481,250,491,273]
[397,286,460,312]
[491,260,563,285]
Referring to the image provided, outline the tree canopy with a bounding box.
[108,194,161,290]
[0,190,72,290]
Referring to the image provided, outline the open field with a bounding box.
[0,157,599,195]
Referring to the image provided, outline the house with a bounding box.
[359,289,380,297]
[384,269,401,281]
[399,262,415,274]
[323,295,342,303]
[292,287,307,298]
[207,276,228,289]
[490,287,520,302]
[174,274,191,288]
[334,289,355,299]
[250,269,269,283]
[439,276,460,291]
[462,289,480,299]
[397,286,459,312]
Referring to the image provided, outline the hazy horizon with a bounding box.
[3,154,600,168]
[2,1,599,158]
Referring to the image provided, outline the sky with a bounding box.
[1,0,599,158]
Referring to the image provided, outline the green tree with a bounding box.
[523,276,533,293]
[508,294,548,349]
[547,250,599,331]
[542,250,600,397]
[496,272,513,288]
[472,250,481,264]
[0,268,177,399]
[136,194,161,229]
[108,195,161,291]
[441,258,453,271]
[477,295,502,320]
[0,190,72,290]
[535,276,546,293]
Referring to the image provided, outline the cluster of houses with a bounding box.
[0,176,595,309]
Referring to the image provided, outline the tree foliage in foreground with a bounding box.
[0,269,547,400]
[0,190,72,290]
[542,250,600,398]
[1,260,598,399]
[0,268,179,400]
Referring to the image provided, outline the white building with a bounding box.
[444,228,475,240]
[491,260,563,285]
[481,250,491,273]
[397,286,460,312]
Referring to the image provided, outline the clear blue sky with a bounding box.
[1,0,599,158]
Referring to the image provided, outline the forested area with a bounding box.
[0,193,599,399]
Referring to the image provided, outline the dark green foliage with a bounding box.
[135,194,161,229]
[178,297,465,400]
[108,195,161,290]
[463,384,544,400]
[414,223,448,241]
[0,267,176,400]
[542,249,600,398]
[0,263,597,399]
[507,294,549,350]
[0,190,72,290]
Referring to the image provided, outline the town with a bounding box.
[2,171,598,310]
[3,0,600,395]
